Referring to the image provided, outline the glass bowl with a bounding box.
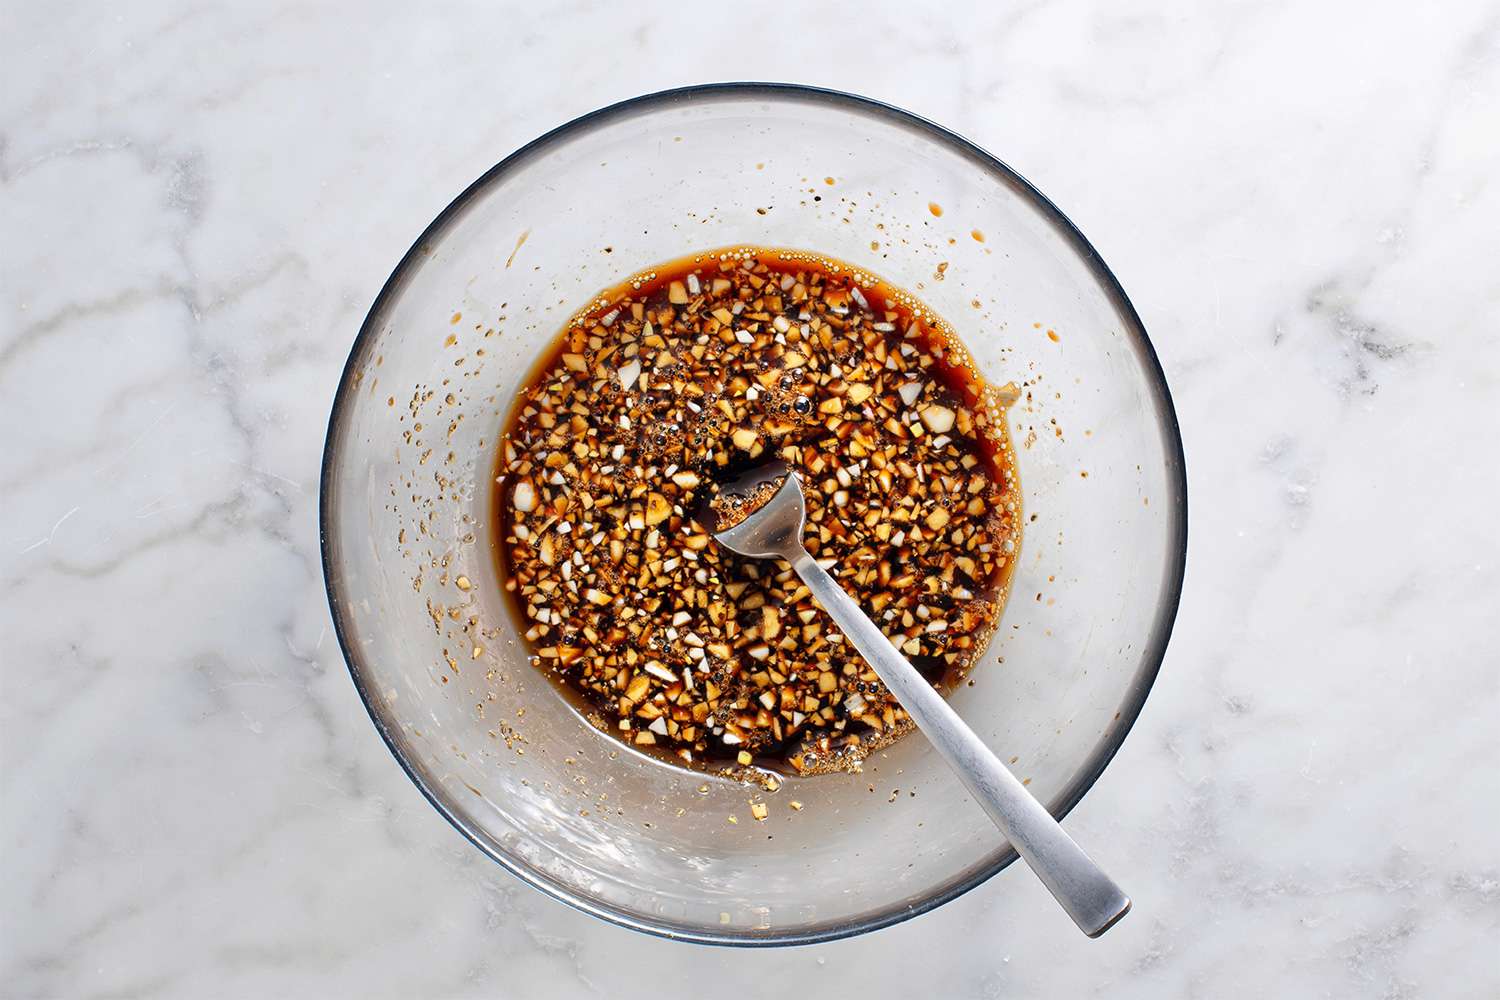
[320,84,1186,945]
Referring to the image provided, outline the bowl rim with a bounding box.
[319,81,1188,947]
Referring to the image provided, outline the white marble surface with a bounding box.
[4,1,1498,996]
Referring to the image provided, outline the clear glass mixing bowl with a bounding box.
[320,84,1186,945]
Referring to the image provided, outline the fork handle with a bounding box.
[788,549,1131,937]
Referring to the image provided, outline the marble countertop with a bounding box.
[4,2,1498,997]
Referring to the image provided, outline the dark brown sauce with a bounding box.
[490,247,1020,778]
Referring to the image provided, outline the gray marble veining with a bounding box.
[3,1,1497,997]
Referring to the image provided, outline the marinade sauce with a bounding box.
[492,247,1020,777]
